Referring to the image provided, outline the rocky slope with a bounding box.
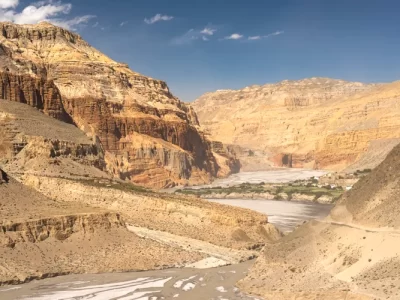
[238,143,400,299]
[0,100,280,251]
[192,78,400,171]
[0,21,236,188]
[0,100,106,180]
[0,168,207,284]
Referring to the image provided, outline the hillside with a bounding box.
[192,78,400,171]
[239,143,400,299]
[0,100,284,283]
[0,21,238,188]
[0,168,206,284]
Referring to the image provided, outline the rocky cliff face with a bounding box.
[0,21,229,188]
[192,78,400,171]
[0,100,106,179]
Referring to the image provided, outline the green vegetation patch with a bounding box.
[176,180,344,203]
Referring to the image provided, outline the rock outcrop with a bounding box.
[0,21,232,188]
[192,78,400,172]
[210,141,241,177]
[0,100,106,179]
[0,169,205,284]
[238,143,400,299]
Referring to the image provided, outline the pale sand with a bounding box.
[209,199,332,232]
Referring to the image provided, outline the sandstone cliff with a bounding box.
[0,101,279,253]
[0,100,106,180]
[238,143,400,299]
[192,78,400,172]
[0,21,233,188]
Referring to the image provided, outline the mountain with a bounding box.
[192,77,400,172]
[238,143,400,299]
[0,21,238,188]
[0,100,282,283]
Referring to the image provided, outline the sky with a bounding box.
[1,0,400,101]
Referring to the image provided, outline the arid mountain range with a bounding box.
[192,78,400,172]
[0,21,281,284]
[2,20,400,300]
[0,21,238,189]
[0,100,280,284]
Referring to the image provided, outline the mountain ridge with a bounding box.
[0,21,238,188]
[192,77,400,172]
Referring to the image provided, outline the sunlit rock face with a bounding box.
[0,21,233,188]
[193,77,400,172]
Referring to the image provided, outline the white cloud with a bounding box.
[224,33,243,40]
[0,0,95,30]
[144,13,173,25]
[120,21,128,26]
[201,27,216,35]
[247,31,284,41]
[52,15,95,29]
[92,21,98,27]
[172,26,216,45]
[0,0,18,9]
[264,30,284,38]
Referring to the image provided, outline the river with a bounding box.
[0,170,332,300]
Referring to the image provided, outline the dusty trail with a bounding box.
[127,225,257,267]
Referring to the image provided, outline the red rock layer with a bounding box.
[0,72,72,122]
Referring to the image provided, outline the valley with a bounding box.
[0,17,400,300]
[0,180,331,299]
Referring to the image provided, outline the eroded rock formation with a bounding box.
[0,169,205,284]
[0,21,231,188]
[192,78,400,172]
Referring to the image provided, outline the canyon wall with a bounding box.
[0,21,232,188]
[192,78,400,171]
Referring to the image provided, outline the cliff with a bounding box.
[0,101,280,253]
[192,77,400,172]
[0,21,233,188]
[0,100,106,179]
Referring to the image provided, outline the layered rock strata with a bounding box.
[0,169,205,284]
[193,78,400,171]
[0,21,232,188]
[0,100,105,179]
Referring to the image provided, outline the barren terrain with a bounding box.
[239,143,400,299]
[193,78,400,172]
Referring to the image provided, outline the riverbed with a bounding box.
[190,169,328,189]
[1,170,333,300]
[209,199,332,233]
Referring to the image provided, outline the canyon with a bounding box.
[192,78,400,172]
[1,20,400,300]
[0,99,281,285]
[0,21,238,189]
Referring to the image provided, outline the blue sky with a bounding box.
[3,0,400,101]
